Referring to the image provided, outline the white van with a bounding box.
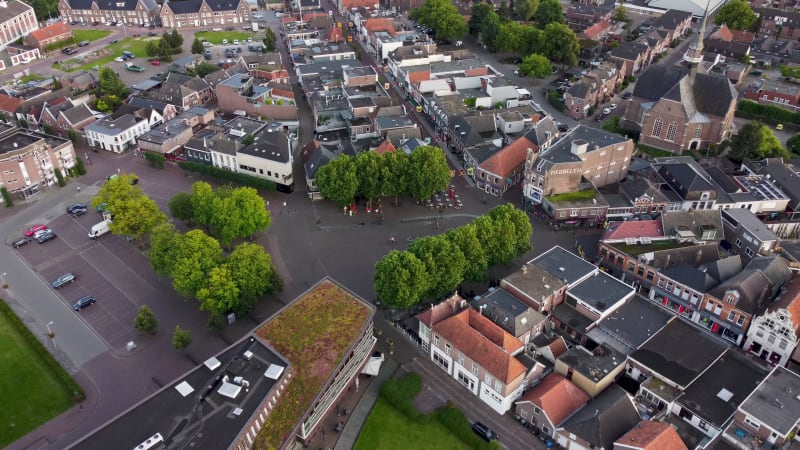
[88,219,112,239]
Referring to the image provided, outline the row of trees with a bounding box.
[149,225,282,318]
[316,145,452,206]
[134,305,193,350]
[410,0,468,43]
[374,204,532,307]
[145,30,184,60]
[91,174,166,239]
[469,1,579,71]
[168,181,271,247]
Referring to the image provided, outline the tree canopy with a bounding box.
[316,154,359,206]
[191,38,204,55]
[729,121,789,162]
[91,173,166,239]
[225,242,282,312]
[374,250,431,308]
[535,0,565,27]
[409,236,467,298]
[515,0,540,21]
[541,22,580,68]
[209,186,271,247]
[169,229,223,298]
[411,0,468,42]
[714,0,757,31]
[519,53,552,78]
[407,146,452,201]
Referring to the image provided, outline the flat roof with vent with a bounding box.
[530,245,597,285]
[739,366,800,434]
[70,336,287,450]
[567,270,634,315]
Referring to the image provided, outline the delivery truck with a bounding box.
[88,219,112,239]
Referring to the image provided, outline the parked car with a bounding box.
[225,26,235,30]
[222,39,228,44]
[151,59,160,65]
[12,237,31,248]
[608,103,618,110]
[73,295,95,310]
[114,57,124,62]
[61,47,73,54]
[252,13,263,18]
[233,39,240,45]
[77,40,90,47]
[110,39,118,44]
[472,422,499,442]
[52,273,77,289]
[621,91,632,99]
[67,204,88,216]
[557,123,569,132]
[602,107,612,115]
[212,27,222,31]
[25,224,48,236]
[148,31,157,36]
[203,41,213,47]
[35,230,56,243]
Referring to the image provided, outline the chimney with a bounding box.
[571,139,588,155]
[0,1,8,8]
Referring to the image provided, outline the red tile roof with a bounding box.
[29,22,71,42]
[374,140,396,155]
[614,420,688,450]
[0,93,23,113]
[416,294,464,328]
[583,20,611,40]
[547,336,569,359]
[433,308,525,383]
[516,374,589,426]
[465,67,490,77]
[341,0,374,9]
[328,27,344,43]
[602,219,663,241]
[301,12,328,21]
[364,18,396,35]
[479,136,535,178]
[408,70,430,84]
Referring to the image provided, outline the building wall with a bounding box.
[161,0,250,28]
[0,2,38,51]
[733,409,791,447]
[59,0,156,26]
[742,309,799,367]
[0,135,76,194]
[515,402,557,437]
[554,358,624,398]
[236,150,294,187]
[9,47,40,65]
[216,84,298,120]
[211,150,237,171]
[138,127,193,154]
[639,96,735,153]
[85,120,150,153]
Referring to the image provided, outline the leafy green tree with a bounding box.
[445,224,488,282]
[209,186,271,247]
[242,134,254,145]
[515,0,539,21]
[614,6,628,24]
[410,0,468,42]
[190,181,217,229]
[488,203,532,256]
[519,53,552,78]
[316,154,358,206]
[90,174,166,239]
[145,41,159,57]
[781,66,800,79]
[191,62,221,77]
[226,242,282,312]
[374,250,430,308]
[356,151,383,204]
[714,0,757,31]
[474,215,513,266]
[73,157,86,176]
[409,236,467,298]
[542,22,580,67]
[157,38,174,58]
[495,22,527,54]
[144,151,165,169]
[406,146,451,201]
[0,186,13,207]
[469,3,495,35]
[191,38,204,55]
[98,66,128,99]
[134,305,158,335]
[263,28,277,51]
[196,266,240,316]
[67,129,77,143]
[54,168,65,187]
[42,123,54,135]
[496,0,512,21]
[788,133,800,155]
[148,223,180,275]
[172,325,192,350]
[729,121,789,162]
[169,229,222,298]
[168,192,194,222]
[381,151,408,205]
[535,0,565,27]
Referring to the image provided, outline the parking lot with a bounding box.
[12,209,164,351]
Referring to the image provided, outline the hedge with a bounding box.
[379,372,423,422]
[178,161,276,191]
[0,298,84,401]
[736,100,800,125]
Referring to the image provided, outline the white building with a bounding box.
[236,127,294,192]
[0,0,37,51]
[743,275,800,367]
[85,114,151,153]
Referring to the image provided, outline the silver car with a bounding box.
[52,273,77,289]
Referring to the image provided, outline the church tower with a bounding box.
[683,0,711,72]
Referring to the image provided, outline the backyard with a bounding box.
[54,36,153,72]
[354,399,470,450]
[0,300,79,447]
[195,31,256,45]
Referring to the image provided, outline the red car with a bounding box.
[151,59,160,65]
[25,224,48,236]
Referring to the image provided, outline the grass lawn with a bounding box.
[354,399,471,450]
[546,189,596,203]
[19,73,43,83]
[0,303,76,447]
[635,144,675,158]
[54,36,153,72]
[195,31,255,45]
[74,29,112,42]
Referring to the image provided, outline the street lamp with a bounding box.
[47,321,54,337]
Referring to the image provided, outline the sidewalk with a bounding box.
[334,358,399,450]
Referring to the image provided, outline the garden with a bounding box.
[54,36,153,72]
[0,299,82,447]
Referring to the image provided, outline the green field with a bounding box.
[74,29,112,42]
[54,36,153,72]
[195,31,255,45]
[0,301,77,447]
[354,399,471,450]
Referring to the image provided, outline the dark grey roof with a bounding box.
[68,0,156,11]
[630,319,728,388]
[661,210,723,241]
[302,141,337,179]
[552,303,594,333]
[531,245,597,285]
[567,272,634,314]
[632,65,688,101]
[558,385,641,450]
[238,129,291,163]
[128,97,172,114]
[165,0,203,14]
[524,116,559,147]
[205,0,245,11]
[0,0,31,22]
[61,104,94,125]
[721,208,780,242]
[652,9,691,30]
[471,288,546,338]
[619,177,671,204]
[739,367,800,435]
[539,126,630,165]
[567,82,591,98]
[451,114,499,148]
[705,255,743,283]
[661,265,720,292]
[657,163,714,195]
[747,158,800,209]
[709,256,790,314]
[558,344,626,383]
[705,167,739,193]
[677,350,768,426]
[587,296,672,355]
[649,242,721,270]
[610,41,649,61]
[693,73,738,118]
